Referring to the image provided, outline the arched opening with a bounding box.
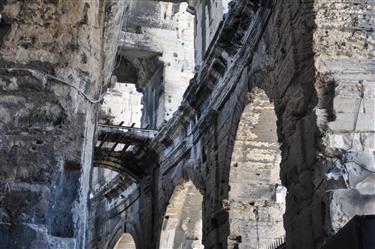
[159,181,204,249]
[228,88,286,248]
[114,233,137,249]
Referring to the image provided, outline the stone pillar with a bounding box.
[254,1,374,248]
[0,1,123,248]
[313,0,375,242]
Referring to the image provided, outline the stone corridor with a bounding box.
[0,0,374,249]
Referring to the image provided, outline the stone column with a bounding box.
[251,1,374,248]
[313,0,375,242]
[0,1,123,248]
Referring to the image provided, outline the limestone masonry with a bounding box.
[0,0,374,249]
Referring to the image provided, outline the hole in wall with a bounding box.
[0,14,11,47]
[64,161,81,171]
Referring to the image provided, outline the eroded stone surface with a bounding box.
[1,0,374,249]
[0,0,125,248]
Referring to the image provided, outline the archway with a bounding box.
[114,233,136,249]
[228,88,286,248]
[159,181,204,249]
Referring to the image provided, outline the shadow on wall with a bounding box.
[159,181,204,249]
[48,161,81,238]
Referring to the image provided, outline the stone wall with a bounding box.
[159,181,203,249]
[100,83,143,126]
[228,88,285,249]
[189,0,226,65]
[121,1,196,128]
[3,0,371,248]
[132,0,375,249]
[314,0,375,237]
[0,0,124,248]
[88,182,141,249]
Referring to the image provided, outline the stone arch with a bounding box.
[113,233,137,249]
[227,87,286,248]
[106,220,140,249]
[159,180,204,249]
